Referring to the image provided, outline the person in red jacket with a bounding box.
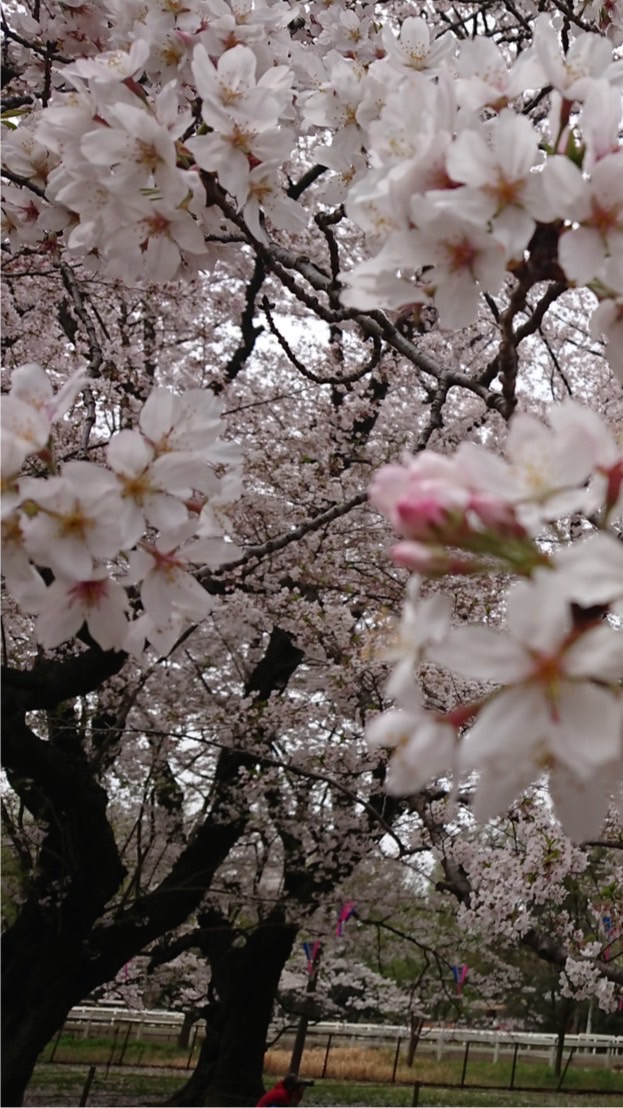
[256,1073,309,1106]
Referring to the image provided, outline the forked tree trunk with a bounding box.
[166,908,297,1108]
[2,630,303,1108]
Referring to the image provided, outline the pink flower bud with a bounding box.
[468,493,524,535]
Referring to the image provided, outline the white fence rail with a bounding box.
[64,1007,623,1067]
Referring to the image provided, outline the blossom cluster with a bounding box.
[1,363,241,655]
[2,4,622,374]
[367,399,623,841]
[339,15,623,380]
[1,0,302,281]
[445,799,623,1011]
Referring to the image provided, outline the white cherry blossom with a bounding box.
[455,404,598,531]
[443,111,544,257]
[106,429,215,544]
[558,152,623,285]
[19,463,125,578]
[367,682,457,797]
[433,577,623,836]
[533,16,623,101]
[126,522,228,628]
[9,362,88,426]
[455,37,544,112]
[401,203,508,327]
[380,17,454,75]
[35,572,130,651]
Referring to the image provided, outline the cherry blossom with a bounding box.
[368,397,623,839]
[443,111,545,257]
[380,16,454,75]
[456,404,599,531]
[455,37,544,112]
[558,152,623,285]
[532,15,623,101]
[106,428,212,544]
[126,522,238,632]
[8,362,88,425]
[19,464,126,579]
[1,362,242,654]
[34,571,130,651]
[367,690,457,797]
[432,576,623,837]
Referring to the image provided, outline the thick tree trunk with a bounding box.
[3,630,302,1106]
[2,930,102,1107]
[166,908,297,1108]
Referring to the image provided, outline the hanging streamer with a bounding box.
[302,941,321,975]
[602,910,619,961]
[336,901,357,937]
[451,964,469,996]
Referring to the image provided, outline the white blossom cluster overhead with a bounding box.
[1,363,241,655]
[367,400,623,842]
[1,2,622,374]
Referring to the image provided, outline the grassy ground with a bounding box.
[23,1066,623,1108]
[42,1036,623,1091]
[265,1043,623,1092]
[25,1037,623,1107]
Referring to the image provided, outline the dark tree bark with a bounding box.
[2,630,304,1107]
[165,906,297,1108]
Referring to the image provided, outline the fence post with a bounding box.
[411,1080,421,1106]
[391,1037,402,1083]
[460,1041,470,1087]
[509,1042,519,1089]
[117,1021,132,1067]
[49,1025,64,1063]
[106,1026,120,1077]
[557,1047,575,1091]
[187,1024,199,1069]
[321,1034,333,1078]
[79,1065,96,1107]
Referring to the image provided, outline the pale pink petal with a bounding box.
[35,582,85,648]
[367,709,415,750]
[9,363,53,407]
[139,388,179,444]
[505,579,571,654]
[471,761,540,825]
[86,581,130,650]
[555,533,623,605]
[460,686,546,769]
[550,763,614,841]
[553,684,623,773]
[142,491,188,532]
[559,226,607,284]
[564,626,623,682]
[432,627,529,682]
[107,430,154,476]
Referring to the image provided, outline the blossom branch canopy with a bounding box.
[2,0,623,829]
[1,364,242,657]
[1,3,623,376]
